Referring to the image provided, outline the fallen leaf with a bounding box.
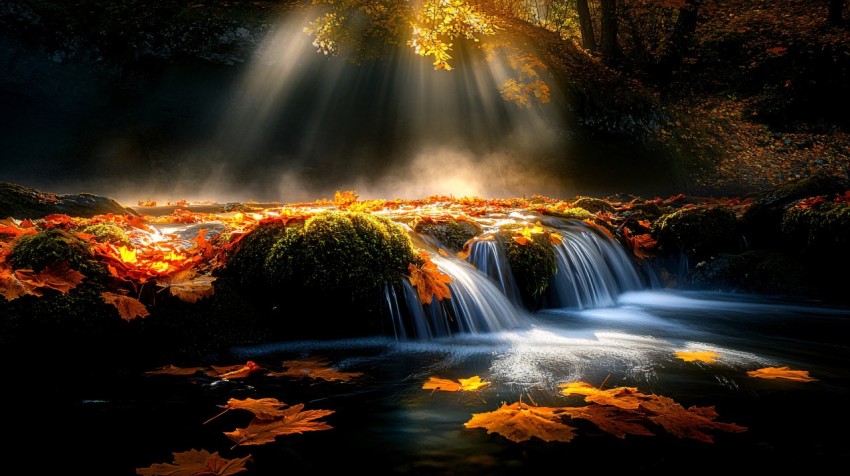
[136,449,251,476]
[747,366,817,382]
[675,350,720,364]
[558,382,642,410]
[215,397,292,421]
[407,251,452,304]
[563,404,654,439]
[268,357,362,382]
[0,267,36,301]
[157,271,216,303]
[423,375,490,392]
[225,403,334,447]
[465,401,576,443]
[208,361,263,380]
[640,396,747,443]
[14,262,85,294]
[101,291,150,321]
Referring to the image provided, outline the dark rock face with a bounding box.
[0,182,136,218]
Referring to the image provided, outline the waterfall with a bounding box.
[467,238,523,306]
[386,254,528,340]
[546,221,643,309]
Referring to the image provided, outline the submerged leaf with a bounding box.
[563,404,655,439]
[157,271,216,303]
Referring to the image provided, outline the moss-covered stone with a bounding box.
[221,221,291,292]
[500,225,557,310]
[413,218,482,251]
[8,228,106,278]
[259,211,421,338]
[546,206,594,221]
[572,197,615,214]
[652,206,739,261]
[742,174,848,248]
[80,223,131,246]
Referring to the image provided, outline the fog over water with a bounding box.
[0,9,678,204]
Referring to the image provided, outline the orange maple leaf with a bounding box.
[14,262,85,294]
[674,350,720,364]
[562,404,654,439]
[136,449,251,476]
[0,267,37,301]
[422,375,490,392]
[640,396,747,443]
[225,403,334,447]
[747,366,817,382]
[465,401,576,443]
[406,252,452,305]
[268,357,362,382]
[208,361,264,380]
[101,291,150,321]
[213,397,293,421]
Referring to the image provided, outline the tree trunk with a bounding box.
[600,0,619,61]
[658,0,700,73]
[829,0,845,25]
[575,0,598,51]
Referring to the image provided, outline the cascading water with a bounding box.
[545,220,644,309]
[388,214,650,340]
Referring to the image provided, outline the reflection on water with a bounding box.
[21,290,850,474]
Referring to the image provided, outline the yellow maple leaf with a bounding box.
[747,366,817,382]
[407,252,452,304]
[674,350,720,364]
[422,375,490,392]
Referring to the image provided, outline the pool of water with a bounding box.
[10,290,849,475]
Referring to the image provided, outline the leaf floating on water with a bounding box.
[208,361,263,380]
[558,382,642,410]
[145,364,206,376]
[674,350,720,364]
[747,366,817,382]
[640,397,747,443]
[268,357,362,382]
[563,404,655,439]
[423,375,490,392]
[101,291,149,321]
[465,401,576,443]
[215,397,292,421]
[136,449,251,476]
[225,403,334,447]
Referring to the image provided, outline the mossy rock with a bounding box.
[221,221,291,292]
[262,211,421,338]
[742,174,848,248]
[546,206,593,221]
[572,197,615,214]
[781,201,850,261]
[652,206,739,261]
[413,218,482,251]
[687,250,813,297]
[80,223,131,246]
[499,225,557,310]
[8,228,107,279]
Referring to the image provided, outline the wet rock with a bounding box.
[0,182,135,219]
[652,206,740,261]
